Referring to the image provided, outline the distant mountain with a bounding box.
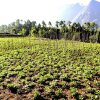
[58,3,84,21]
[72,0,100,25]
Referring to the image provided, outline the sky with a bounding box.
[0,0,99,25]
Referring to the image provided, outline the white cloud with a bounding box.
[0,0,99,25]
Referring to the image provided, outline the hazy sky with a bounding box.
[0,0,99,25]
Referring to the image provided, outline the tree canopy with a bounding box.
[0,19,100,43]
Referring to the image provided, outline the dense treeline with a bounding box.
[0,19,100,43]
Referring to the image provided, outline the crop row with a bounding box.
[0,37,100,100]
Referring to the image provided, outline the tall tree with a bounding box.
[55,21,59,28]
[48,21,52,28]
[31,21,36,28]
[42,21,46,28]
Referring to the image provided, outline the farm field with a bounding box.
[0,37,100,100]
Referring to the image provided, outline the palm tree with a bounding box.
[72,23,77,32]
[59,21,65,28]
[77,23,81,32]
[67,21,72,32]
[32,21,36,28]
[42,20,46,28]
[59,21,66,33]
[55,21,59,28]
[48,21,52,28]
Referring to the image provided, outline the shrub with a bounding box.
[70,81,81,88]
[15,65,23,71]
[33,90,42,100]
[0,78,3,82]
[72,32,80,41]
[87,87,96,94]
[55,88,63,97]
[60,74,70,82]
[70,87,80,99]
[89,35,98,43]
[50,80,58,88]
[60,81,66,88]
[7,83,20,94]
[38,76,46,84]
[70,87,78,96]
[45,86,52,94]
[38,74,53,84]
[7,71,18,77]
[18,72,26,79]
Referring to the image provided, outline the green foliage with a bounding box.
[55,88,63,97]
[19,28,26,35]
[60,81,67,88]
[7,83,20,93]
[50,80,58,88]
[0,20,100,43]
[60,73,70,82]
[38,74,53,84]
[0,37,100,99]
[33,90,41,100]
[45,86,52,93]
[70,87,78,96]
[89,35,98,43]
[18,72,26,79]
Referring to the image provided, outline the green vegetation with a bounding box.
[33,90,42,100]
[0,19,100,43]
[0,37,100,99]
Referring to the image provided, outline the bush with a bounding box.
[64,32,73,40]
[60,81,66,88]
[55,88,63,97]
[45,86,52,94]
[38,74,53,84]
[33,90,42,100]
[60,74,70,82]
[18,72,26,79]
[89,35,98,43]
[7,83,20,94]
[70,87,78,96]
[50,80,58,88]
[72,32,80,41]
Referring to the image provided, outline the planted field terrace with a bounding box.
[0,37,100,100]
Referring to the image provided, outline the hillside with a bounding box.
[72,0,100,25]
[59,3,84,21]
